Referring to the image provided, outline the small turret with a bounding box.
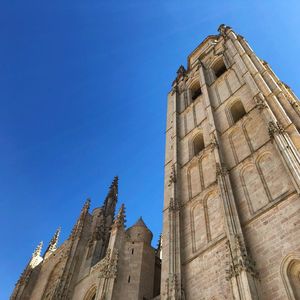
[127,217,153,244]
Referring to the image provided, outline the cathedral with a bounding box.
[12,24,300,300]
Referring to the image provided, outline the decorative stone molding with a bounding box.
[254,93,268,111]
[210,133,218,151]
[92,249,118,279]
[268,121,285,138]
[169,197,180,211]
[216,163,228,177]
[226,236,258,280]
[218,24,232,38]
[168,165,176,187]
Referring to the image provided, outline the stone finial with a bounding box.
[82,198,91,212]
[102,177,119,218]
[32,241,43,258]
[108,176,118,196]
[29,241,44,268]
[46,227,61,254]
[69,198,91,241]
[113,203,126,228]
[218,24,232,37]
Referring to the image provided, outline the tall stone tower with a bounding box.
[161,25,300,299]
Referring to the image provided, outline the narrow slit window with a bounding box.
[230,101,246,123]
[193,133,204,156]
[128,275,131,283]
[131,248,134,254]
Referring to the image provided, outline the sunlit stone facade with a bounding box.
[161,24,300,300]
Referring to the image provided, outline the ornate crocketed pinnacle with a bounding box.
[109,176,118,196]
[103,176,119,218]
[69,198,91,241]
[82,198,91,212]
[47,227,61,252]
[32,241,43,257]
[112,203,126,228]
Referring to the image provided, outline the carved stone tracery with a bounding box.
[226,236,258,280]
[268,120,285,138]
[92,249,118,279]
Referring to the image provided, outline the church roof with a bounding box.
[132,217,150,230]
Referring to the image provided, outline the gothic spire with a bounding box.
[102,176,118,217]
[44,227,61,258]
[32,241,43,258]
[29,241,44,268]
[69,198,91,241]
[112,203,126,228]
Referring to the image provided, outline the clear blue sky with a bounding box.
[1,0,300,298]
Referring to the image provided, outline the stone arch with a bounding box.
[211,57,228,79]
[226,99,247,126]
[187,160,203,199]
[228,125,251,164]
[190,200,207,252]
[256,151,290,201]
[201,152,216,188]
[281,254,300,300]
[189,130,205,159]
[240,162,269,214]
[84,285,97,300]
[188,78,202,102]
[204,190,223,242]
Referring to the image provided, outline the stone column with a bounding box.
[161,86,183,300]
[198,61,260,300]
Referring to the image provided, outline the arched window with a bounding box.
[230,101,246,123]
[193,133,204,156]
[84,286,97,300]
[190,82,202,101]
[212,59,227,78]
[287,260,300,299]
[281,255,300,300]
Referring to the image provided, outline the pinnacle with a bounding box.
[33,241,43,257]
[113,203,126,227]
[110,176,118,190]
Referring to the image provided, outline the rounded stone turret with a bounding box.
[126,217,153,244]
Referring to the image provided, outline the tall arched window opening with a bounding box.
[287,259,300,299]
[213,59,227,78]
[193,133,204,156]
[230,101,246,123]
[190,82,202,101]
[84,286,97,300]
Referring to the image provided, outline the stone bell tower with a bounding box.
[161,25,300,300]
